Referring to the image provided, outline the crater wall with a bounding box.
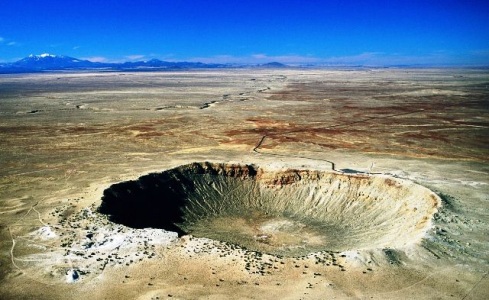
[99,162,441,256]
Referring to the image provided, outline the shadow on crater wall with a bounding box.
[98,162,257,236]
[99,168,197,236]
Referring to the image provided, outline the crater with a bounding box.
[99,162,441,256]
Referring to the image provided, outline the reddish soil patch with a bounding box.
[224,82,489,162]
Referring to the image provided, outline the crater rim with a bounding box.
[99,161,442,256]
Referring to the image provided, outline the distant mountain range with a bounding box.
[0,53,289,73]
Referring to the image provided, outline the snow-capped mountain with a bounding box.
[0,54,229,73]
[12,53,95,70]
[0,54,289,73]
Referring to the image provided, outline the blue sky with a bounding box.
[1,0,488,65]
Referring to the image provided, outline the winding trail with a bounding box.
[253,135,336,170]
[252,108,427,172]
[461,272,488,300]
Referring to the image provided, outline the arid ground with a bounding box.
[0,69,488,299]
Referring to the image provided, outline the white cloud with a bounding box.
[188,52,439,65]
[125,54,146,61]
[80,55,151,63]
[325,52,383,64]
[73,51,489,66]
[187,54,320,65]
[321,52,475,66]
[48,43,63,48]
[251,54,267,59]
[234,51,480,66]
[470,49,489,57]
[251,54,320,64]
[73,46,80,50]
[0,37,20,47]
[81,56,109,63]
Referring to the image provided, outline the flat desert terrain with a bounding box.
[0,69,488,299]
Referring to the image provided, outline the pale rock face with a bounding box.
[32,226,57,240]
[100,162,441,256]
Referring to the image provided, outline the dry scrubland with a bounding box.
[0,69,488,299]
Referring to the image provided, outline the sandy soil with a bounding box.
[0,69,488,299]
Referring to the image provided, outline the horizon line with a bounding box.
[2,52,489,68]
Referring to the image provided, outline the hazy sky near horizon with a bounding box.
[1,0,488,65]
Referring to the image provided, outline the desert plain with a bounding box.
[0,68,488,299]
